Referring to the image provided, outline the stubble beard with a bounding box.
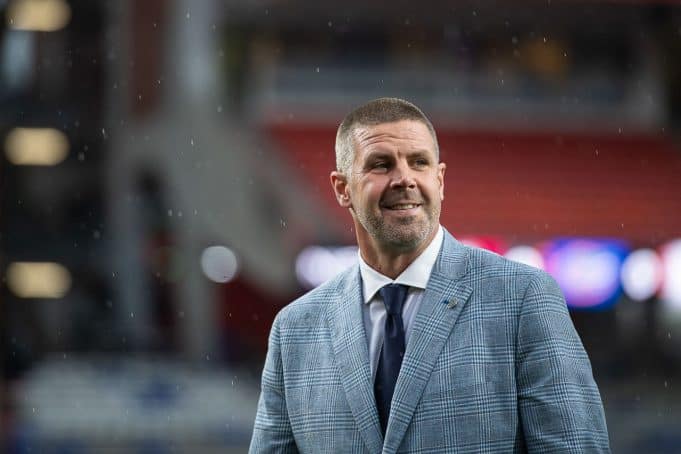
[356,203,439,252]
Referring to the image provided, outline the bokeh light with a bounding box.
[295,245,357,289]
[459,236,507,255]
[200,246,238,283]
[4,127,69,166]
[620,248,663,302]
[544,239,627,310]
[660,239,681,311]
[6,0,71,32]
[6,262,71,298]
[504,245,545,270]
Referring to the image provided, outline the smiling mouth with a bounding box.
[383,203,421,211]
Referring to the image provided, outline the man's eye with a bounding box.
[413,159,429,167]
[371,162,389,170]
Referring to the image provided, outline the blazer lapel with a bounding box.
[383,232,473,452]
[326,266,384,453]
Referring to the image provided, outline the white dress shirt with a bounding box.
[359,226,444,381]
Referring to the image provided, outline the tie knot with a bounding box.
[379,284,408,315]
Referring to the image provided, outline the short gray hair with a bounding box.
[334,97,439,176]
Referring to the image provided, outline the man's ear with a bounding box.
[330,171,352,208]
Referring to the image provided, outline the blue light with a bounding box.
[543,238,629,310]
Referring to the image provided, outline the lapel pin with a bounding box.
[446,299,458,309]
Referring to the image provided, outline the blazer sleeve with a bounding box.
[516,272,611,453]
[249,313,299,454]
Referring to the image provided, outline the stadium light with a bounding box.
[200,246,239,283]
[296,245,357,289]
[544,239,627,310]
[6,0,71,32]
[660,239,681,311]
[504,245,545,270]
[620,249,663,302]
[7,262,71,298]
[5,127,69,166]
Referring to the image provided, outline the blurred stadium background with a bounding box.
[1,0,681,452]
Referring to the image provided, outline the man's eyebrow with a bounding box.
[361,149,434,162]
[362,150,393,161]
[405,149,434,159]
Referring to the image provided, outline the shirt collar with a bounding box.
[358,225,444,304]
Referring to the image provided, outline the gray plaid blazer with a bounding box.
[250,230,610,453]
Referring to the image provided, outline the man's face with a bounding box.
[333,120,446,253]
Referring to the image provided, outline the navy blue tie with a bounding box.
[374,283,408,434]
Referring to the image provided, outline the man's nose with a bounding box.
[389,161,416,189]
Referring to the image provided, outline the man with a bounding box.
[250,98,610,453]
